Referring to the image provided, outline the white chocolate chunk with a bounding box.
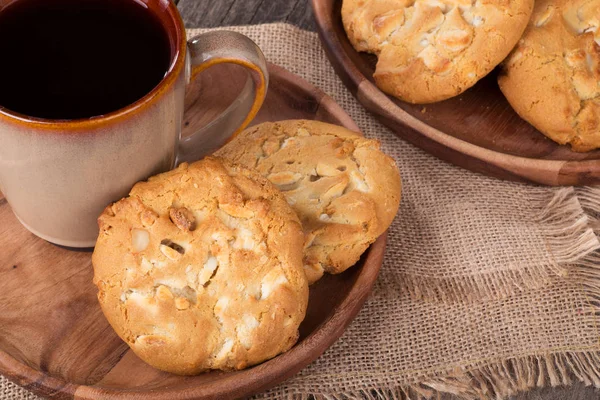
[215,338,234,360]
[281,137,298,148]
[233,227,258,250]
[131,229,150,252]
[140,257,153,274]
[260,269,289,299]
[472,15,484,26]
[237,314,260,349]
[243,314,260,329]
[155,277,187,289]
[127,291,159,315]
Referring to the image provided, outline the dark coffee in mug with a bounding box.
[0,0,172,120]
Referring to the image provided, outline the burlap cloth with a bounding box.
[3,23,600,400]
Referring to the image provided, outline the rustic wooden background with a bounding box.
[171,1,599,399]
[176,0,315,30]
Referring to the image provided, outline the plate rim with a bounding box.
[0,62,387,400]
[310,0,600,186]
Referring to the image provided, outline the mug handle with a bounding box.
[176,31,269,164]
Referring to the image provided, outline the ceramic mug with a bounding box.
[0,0,268,248]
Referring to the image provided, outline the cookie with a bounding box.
[92,157,308,375]
[498,0,600,152]
[341,0,534,103]
[216,120,401,284]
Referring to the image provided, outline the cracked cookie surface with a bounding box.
[92,157,308,375]
[499,0,600,152]
[342,0,534,103]
[215,120,401,284]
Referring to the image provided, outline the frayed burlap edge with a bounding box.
[576,187,600,233]
[262,251,600,400]
[276,351,600,400]
[397,187,600,303]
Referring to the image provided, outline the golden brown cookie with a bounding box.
[216,120,401,284]
[499,0,600,152]
[341,0,534,103]
[92,157,308,375]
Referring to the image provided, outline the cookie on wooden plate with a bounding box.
[92,157,308,375]
[341,0,534,103]
[499,0,600,152]
[216,120,401,284]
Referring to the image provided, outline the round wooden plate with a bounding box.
[0,63,386,400]
[311,0,600,186]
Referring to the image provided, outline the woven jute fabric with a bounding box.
[4,23,600,400]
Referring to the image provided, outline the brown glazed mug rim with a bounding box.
[0,0,186,131]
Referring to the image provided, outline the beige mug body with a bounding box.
[0,0,268,248]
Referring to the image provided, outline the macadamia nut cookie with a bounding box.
[342,0,534,103]
[499,0,600,152]
[216,120,401,284]
[92,157,308,375]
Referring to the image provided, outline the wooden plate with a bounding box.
[311,0,600,186]
[0,63,386,399]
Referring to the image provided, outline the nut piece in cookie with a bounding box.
[216,120,401,284]
[499,0,600,152]
[92,157,308,375]
[341,0,534,103]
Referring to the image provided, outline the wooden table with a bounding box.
[173,1,600,399]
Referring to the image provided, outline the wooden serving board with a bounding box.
[0,63,386,399]
[311,0,600,186]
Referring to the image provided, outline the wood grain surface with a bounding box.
[177,0,315,31]
[174,1,600,399]
[0,63,386,399]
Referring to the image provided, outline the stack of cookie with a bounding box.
[215,120,401,284]
[92,120,401,375]
[342,0,600,151]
